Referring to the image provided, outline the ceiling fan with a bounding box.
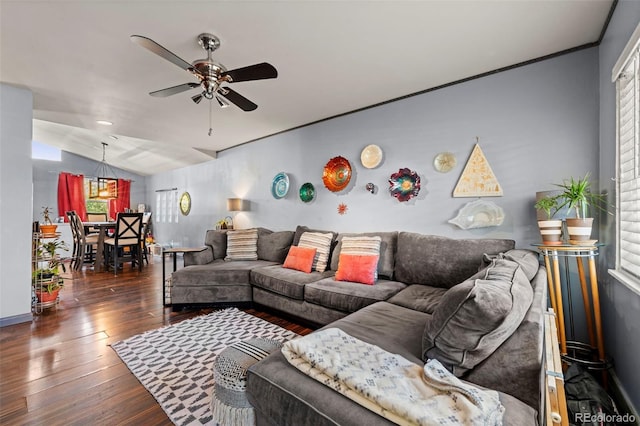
[130,33,277,111]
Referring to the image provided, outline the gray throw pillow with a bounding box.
[257,230,294,263]
[422,258,534,376]
[480,249,540,281]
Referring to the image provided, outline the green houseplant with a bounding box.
[553,173,607,244]
[39,206,58,235]
[534,195,563,245]
[33,238,68,303]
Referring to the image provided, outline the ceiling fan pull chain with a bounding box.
[208,99,213,136]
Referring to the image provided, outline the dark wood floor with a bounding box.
[0,259,313,425]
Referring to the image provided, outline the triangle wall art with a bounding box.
[453,143,503,197]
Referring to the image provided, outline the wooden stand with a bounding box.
[535,244,610,377]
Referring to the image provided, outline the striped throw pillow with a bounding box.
[225,228,259,261]
[298,232,334,272]
[340,236,382,256]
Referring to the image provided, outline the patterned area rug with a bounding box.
[111,308,299,425]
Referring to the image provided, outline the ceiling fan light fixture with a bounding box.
[215,93,230,108]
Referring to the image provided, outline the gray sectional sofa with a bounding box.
[171,225,548,425]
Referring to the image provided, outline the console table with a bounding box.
[535,244,608,371]
[162,246,206,306]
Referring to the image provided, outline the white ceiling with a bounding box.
[1,1,613,176]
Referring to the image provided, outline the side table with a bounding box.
[162,246,206,306]
[534,244,609,372]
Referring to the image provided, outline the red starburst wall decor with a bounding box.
[337,203,348,215]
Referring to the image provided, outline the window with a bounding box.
[32,140,61,161]
[612,23,640,289]
[84,178,108,215]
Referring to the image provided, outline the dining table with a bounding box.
[84,221,115,272]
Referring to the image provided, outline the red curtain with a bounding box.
[108,179,131,219]
[58,172,87,221]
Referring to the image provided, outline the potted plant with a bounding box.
[39,206,58,235]
[554,173,607,244]
[33,238,68,304]
[534,195,562,245]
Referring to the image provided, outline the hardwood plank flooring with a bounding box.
[0,259,314,425]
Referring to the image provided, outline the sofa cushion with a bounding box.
[204,229,228,260]
[330,232,397,279]
[335,254,380,285]
[304,278,406,313]
[283,246,317,273]
[257,229,294,263]
[298,232,334,273]
[171,259,278,287]
[395,232,515,288]
[422,258,534,376]
[225,228,259,261]
[387,285,447,314]
[251,265,331,300]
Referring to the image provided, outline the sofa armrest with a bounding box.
[184,246,214,266]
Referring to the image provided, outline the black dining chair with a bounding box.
[104,212,143,275]
[66,211,99,270]
[141,212,153,265]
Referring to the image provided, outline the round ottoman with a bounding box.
[211,337,283,426]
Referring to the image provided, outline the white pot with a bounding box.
[538,220,563,245]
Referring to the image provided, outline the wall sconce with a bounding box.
[226,198,248,229]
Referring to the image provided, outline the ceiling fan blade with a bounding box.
[219,87,258,111]
[150,82,199,97]
[131,35,194,72]
[221,62,278,82]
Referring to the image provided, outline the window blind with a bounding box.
[616,48,640,280]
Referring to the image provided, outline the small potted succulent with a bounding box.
[553,173,608,244]
[33,238,68,304]
[534,195,562,245]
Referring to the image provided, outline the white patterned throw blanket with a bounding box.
[282,328,505,426]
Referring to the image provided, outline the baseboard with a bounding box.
[0,312,32,327]
[609,369,639,425]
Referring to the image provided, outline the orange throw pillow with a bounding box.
[283,246,317,273]
[335,254,380,285]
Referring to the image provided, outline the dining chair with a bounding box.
[141,212,153,265]
[104,212,143,275]
[66,211,99,271]
[86,212,108,222]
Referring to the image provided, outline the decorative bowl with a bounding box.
[389,168,421,202]
[299,183,315,203]
[322,156,352,192]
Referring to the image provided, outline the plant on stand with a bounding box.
[39,206,58,235]
[33,238,68,304]
[534,195,562,245]
[554,173,608,245]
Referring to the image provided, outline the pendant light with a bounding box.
[89,142,118,200]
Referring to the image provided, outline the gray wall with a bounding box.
[148,48,600,253]
[0,84,33,323]
[32,151,147,222]
[598,0,640,412]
